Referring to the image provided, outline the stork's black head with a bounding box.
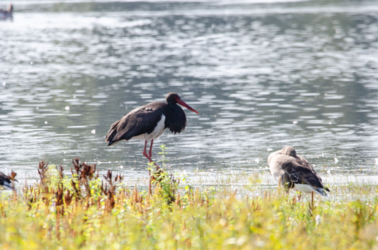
[165,92,199,114]
[165,92,180,104]
[282,146,297,157]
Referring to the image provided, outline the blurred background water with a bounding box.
[1,0,378,184]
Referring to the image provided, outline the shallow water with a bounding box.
[1,0,378,183]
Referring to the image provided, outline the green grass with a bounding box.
[1,159,378,249]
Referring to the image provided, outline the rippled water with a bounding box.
[1,0,378,183]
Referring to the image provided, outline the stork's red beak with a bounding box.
[177,99,199,114]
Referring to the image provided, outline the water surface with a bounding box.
[1,0,378,184]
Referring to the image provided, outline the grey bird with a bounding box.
[268,146,330,196]
[0,171,17,190]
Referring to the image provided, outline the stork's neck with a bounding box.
[168,101,178,111]
[164,103,187,134]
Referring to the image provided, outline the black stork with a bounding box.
[105,92,199,166]
[0,171,17,191]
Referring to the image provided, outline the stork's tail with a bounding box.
[105,120,120,146]
[314,187,329,197]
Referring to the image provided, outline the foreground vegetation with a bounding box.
[1,159,378,249]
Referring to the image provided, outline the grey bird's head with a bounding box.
[282,146,297,157]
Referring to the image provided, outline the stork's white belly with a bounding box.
[132,114,166,141]
[293,184,315,193]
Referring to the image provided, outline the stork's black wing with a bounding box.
[105,102,167,146]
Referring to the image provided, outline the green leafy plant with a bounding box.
[158,144,169,167]
[1,158,378,249]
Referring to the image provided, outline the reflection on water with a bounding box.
[1,0,378,183]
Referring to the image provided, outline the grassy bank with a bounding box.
[1,159,378,249]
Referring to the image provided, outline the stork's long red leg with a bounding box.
[149,140,154,158]
[143,140,160,169]
[149,139,160,170]
[143,140,152,162]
